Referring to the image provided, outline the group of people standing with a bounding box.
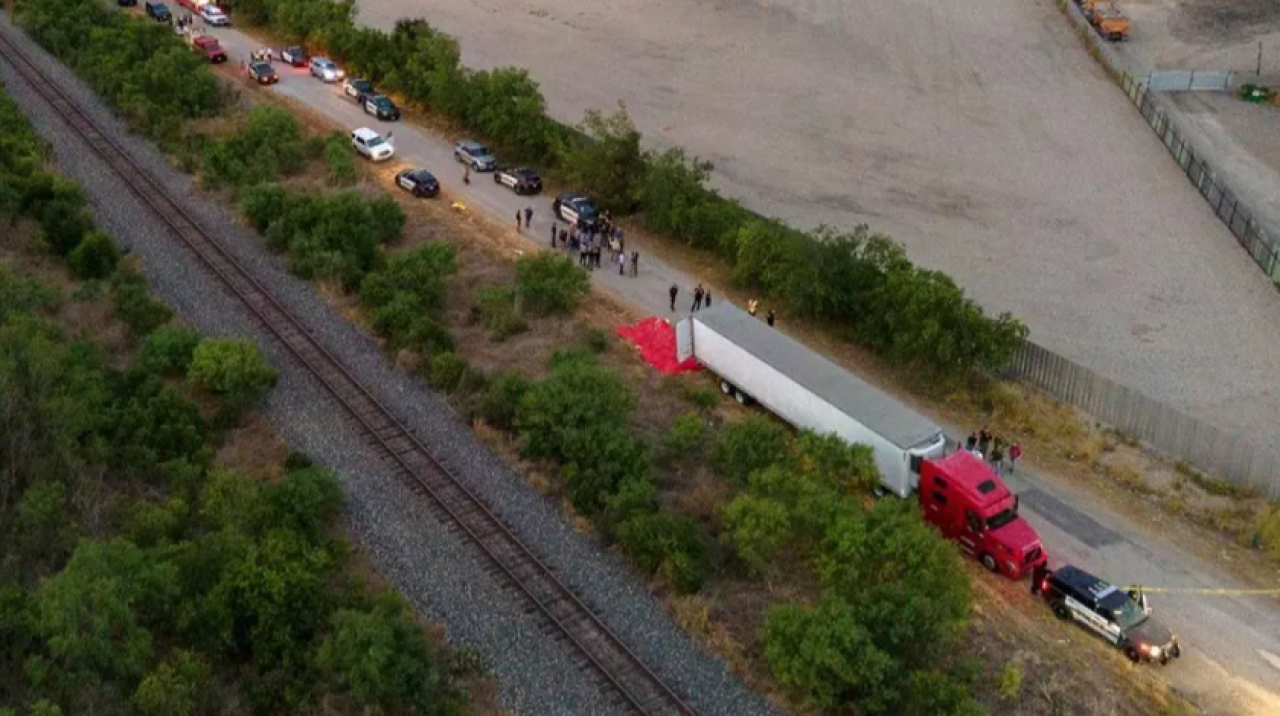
[965,427,1023,475]
[549,217,638,277]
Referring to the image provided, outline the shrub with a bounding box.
[36,198,94,256]
[137,325,202,375]
[240,182,290,232]
[111,273,173,337]
[720,493,791,572]
[663,411,706,458]
[514,252,588,315]
[471,284,526,341]
[187,338,278,412]
[66,230,119,280]
[322,132,359,186]
[370,294,455,356]
[614,510,709,593]
[517,357,634,462]
[428,352,468,391]
[710,415,789,484]
[559,425,650,515]
[477,371,530,430]
[360,243,458,313]
[763,597,893,711]
[202,106,309,188]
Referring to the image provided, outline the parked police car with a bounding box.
[493,166,542,195]
[395,168,440,198]
[1034,564,1181,664]
[552,192,600,228]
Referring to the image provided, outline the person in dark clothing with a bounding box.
[978,428,992,458]
[559,227,568,249]
[669,284,679,311]
[705,288,712,307]
[691,284,705,312]
[524,207,533,226]
[550,224,557,248]
[630,251,639,277]
[966,432,978,452]
[766,310,775,327]
[515,210,522,230]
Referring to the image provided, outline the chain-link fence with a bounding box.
[1057,0,1280,281]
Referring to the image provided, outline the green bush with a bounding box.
[240,182,290,232]
[720,493,792,572]
[187,338,278,413]
[137,325,203,375]
[111,273,173,337]
[360,243,458,313]
[471,284,526,341]
[514,252,589,315]
[477,371,531,429]
[582,327,609,353]
[66,230,119,280]
[710,415,789,484]
[370,295,455,356]
[428,352,468,391]
[15,0,224,142]
[202,106,310,189]
[614,511,709,593]
[663,411,706,458]
[36,198,94,256]
[322,132,359,186]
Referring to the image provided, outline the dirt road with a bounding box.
[172,15,1280,713]
[343,0,1280,456]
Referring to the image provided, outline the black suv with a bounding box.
[279,46,307,68]
[494,166,543,195]
[361,94,401,121]
[145,1,171,21]
[1034,565,1181,664]
[552,191,599,228]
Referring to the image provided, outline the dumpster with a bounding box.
[1240,84,1273,103]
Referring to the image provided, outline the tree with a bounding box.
[763,597,894,711]
[110,373,207,470]
[792,431,880,494]
[316,592,451,715]
[263,467,345,544]
[136,325,202,376]
[11,480,77,566]
[514,251,589,315]
[132,650,211,716]
[555,104,645,213]
[322,131,359,186]
[476,370,531,430]
[720,493,791,572]
[816,499,971,669]
[110,272,173,337]
[710,415,789,484]
[34,539,177,682]
[517,356,634,463]
[66,230,119,280]
[187,338,277,414]
[359,242,458,314]
[614,510,709,593]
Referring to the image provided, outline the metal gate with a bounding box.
[1142,70,1232,92]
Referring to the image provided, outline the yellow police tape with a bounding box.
[1125,585,1280,596]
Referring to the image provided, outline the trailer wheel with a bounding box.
[1052,603,1071,621]
[734,389,749,406]
[720,380,732,395]
[980,553,998,573]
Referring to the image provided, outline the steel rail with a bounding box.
[0,29,694,716]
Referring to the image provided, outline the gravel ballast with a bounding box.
[0,15,772,716]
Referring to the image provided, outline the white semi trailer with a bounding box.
[677,302,947,498]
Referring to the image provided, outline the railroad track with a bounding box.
[0,30,695,716]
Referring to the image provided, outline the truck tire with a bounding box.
[1053,603,1071,621]
[1124,646,1141,663]
[733,388,751,406]
[980,553,998,573]
[720,380,733,395]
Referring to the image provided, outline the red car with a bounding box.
[191,35,227,64]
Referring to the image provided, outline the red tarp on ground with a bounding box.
[615,317,702,375]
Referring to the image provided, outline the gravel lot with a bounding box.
[0,16,771,716]
[351,0,1280,451]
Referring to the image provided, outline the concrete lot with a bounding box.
[347,0,1280,450]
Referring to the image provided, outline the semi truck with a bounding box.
[918,450,1047,579]
[676,302,948,498]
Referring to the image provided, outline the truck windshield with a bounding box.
[1102,593,1147,631]
[986,507,1017,531]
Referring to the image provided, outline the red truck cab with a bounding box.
[919,451,1047,579]
[192,35,226,64]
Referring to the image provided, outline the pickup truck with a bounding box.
[190,34,227,64]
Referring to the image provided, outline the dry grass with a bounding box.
[214,412,290,482]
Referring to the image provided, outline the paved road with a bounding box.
[159,15,1280,715]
